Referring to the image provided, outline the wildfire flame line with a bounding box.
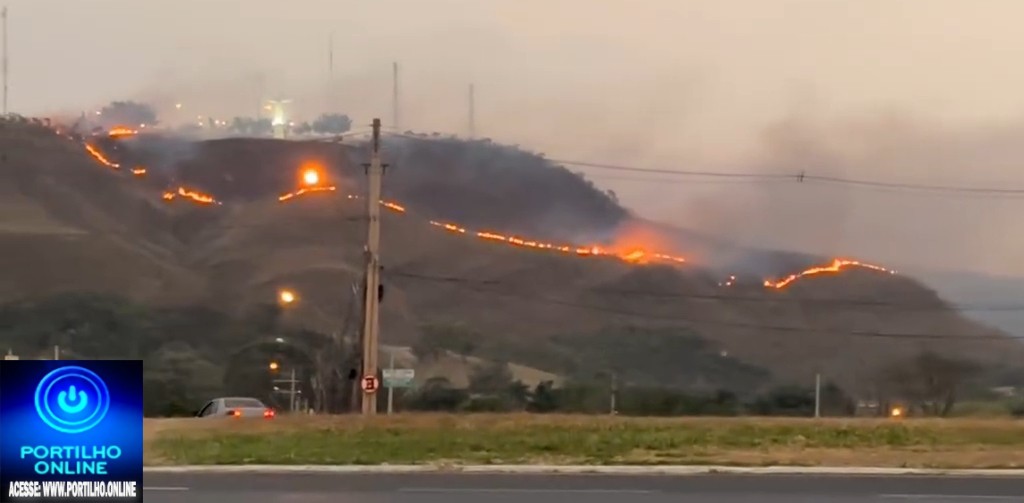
[278,186,337,201]
[277,187,408,215]
[81,143,892,288]
[108,127,138,137]
[162,187,220,205]
[763,258,896,289]
[84,144,120,169]
[430,219,685,265]
[280,186,685,264]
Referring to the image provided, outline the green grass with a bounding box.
[145,414,1024,468]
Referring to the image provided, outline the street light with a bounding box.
[269,361,280,372]
[278,289,296,305]
[302,169,320,186]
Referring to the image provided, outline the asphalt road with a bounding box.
[142,473,1024,502]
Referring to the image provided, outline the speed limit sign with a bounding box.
[361,375,380,393]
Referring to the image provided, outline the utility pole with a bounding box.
[3,6,8,115]
[53,345,59,360]
[359,118,385,415]
[271,367,299,413]
[814,373,822,418]
[289,368,297,413]
[386,350,395,415]
[610,371,618,415]
[326,32,334,111]
[468,83,475,138]
[392,62,399,131]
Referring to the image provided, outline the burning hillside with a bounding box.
[81,136,899,288]
[2,122,1020,391]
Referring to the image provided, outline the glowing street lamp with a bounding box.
[278,289,296,305]
[302,169,320,186]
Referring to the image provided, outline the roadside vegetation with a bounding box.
[147,414,1024,468]
[1,293,1021,419]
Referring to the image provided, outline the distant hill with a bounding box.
[912,268,1024,338]
[1,123,1021,395]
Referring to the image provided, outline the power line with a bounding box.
[551,158,1024,195]
[386,270,1024,341]
[382,131,1024,197]
[385,270,1024,312]
[54,182,1024,313]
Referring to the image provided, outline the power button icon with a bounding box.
[34,366,110,434]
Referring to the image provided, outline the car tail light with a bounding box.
[227,409,241,417]
[263,408,275,419]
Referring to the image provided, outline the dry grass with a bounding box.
[145,414,1024,468]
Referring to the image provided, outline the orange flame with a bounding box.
[423,219,684,265]
[131,167,146,176]
[108,127,137,137]
[382,201,406,213]
[430,221,467,233]
[621,249,647,263]
[278,186,337,201]
[763,258,896,289]
[163,187,219,205]
[302,169,320,186]
[84,143,120,169]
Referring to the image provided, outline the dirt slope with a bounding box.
[0,123,203,302]
[2,124,1020,393]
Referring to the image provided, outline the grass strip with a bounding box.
[145,414,1024,468]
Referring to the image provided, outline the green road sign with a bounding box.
[382,368,415,388]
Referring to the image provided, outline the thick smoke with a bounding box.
[24,0,1024,280]
[655,112,1024,277]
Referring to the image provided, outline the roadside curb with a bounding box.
[143,465,1024,477]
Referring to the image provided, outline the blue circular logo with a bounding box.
[34,366,110,434]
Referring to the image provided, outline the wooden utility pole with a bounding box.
[468,83,475,138]
[392,62,399,130]
[3,6,8,115]
[359,118,384,415]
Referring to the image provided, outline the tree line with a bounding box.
[0,293,1015,418]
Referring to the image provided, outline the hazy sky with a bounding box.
[15,0,1024,275]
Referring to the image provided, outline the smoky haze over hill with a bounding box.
[5,121,1024,397]
[13,1,1024,335]
[19,0,1024,279]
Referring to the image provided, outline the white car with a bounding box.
[195,397,275,419]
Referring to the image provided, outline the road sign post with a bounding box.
[382,368,415,388]
[361,375,379,394]
[382,368,414,415]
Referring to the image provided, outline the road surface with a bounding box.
[143,472,1024,502]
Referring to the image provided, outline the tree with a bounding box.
[406,377,468,411]
[468,361,515,395]
[747,385,815,416]
[311,113,352,134]
[144,342,223,416]
[529,380,560,412]
[229,117,273,136]
[883,352,981,417]
[99,101,157,128]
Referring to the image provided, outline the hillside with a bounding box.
[1,122,1021,396]
[0,122,203,303]
[913,267,1024,339]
